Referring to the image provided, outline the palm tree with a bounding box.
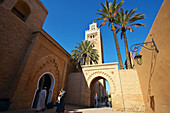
[115,7,145,69]
[71,40,99,66]
[94,0,124,69]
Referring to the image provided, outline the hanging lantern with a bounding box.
[134,54,142,65]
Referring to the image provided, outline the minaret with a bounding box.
[85,22,104,64]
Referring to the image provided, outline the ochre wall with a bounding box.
[1,0,48,30]
[0,0,73,110]
[9,32,70,109]
[65,72,89,107]
[119,69,145,112]
[136,0,170,113]
[0,0,48,100]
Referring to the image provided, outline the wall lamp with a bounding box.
[130,38,159,65]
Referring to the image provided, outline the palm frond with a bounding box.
[112,0,116,7]
[71,40,99,65]
[93,17,105,22]
[105,0,109,9]
[129,23,146,27]
[129,13,145,23]
[95,13,107,17]
[115,0,124,12]
[126,8,137,21]
[94,0,124,30]
[116,28,120,33]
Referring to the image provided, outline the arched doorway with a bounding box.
[32,72,55,108]
[90,76,110,107]
[86,71,118,109]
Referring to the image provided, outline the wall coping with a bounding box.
[81,62,118,68]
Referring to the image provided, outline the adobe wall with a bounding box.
[0,0,47,99]
[0,4,33,99]
[136,0,170,113]
[119,69,145,112]
[0,0,73,110]
[65,72,89,107]
[9,32,71,110]
[1,0,48,30]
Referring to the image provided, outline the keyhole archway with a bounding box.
[32,72,55,108]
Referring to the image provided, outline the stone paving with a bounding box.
[0,104,144,113]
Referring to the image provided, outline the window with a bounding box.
[91,25,95,30]
[11,0,31,22]
[0,0,5,4]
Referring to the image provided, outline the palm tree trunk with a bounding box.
[111,22,124,69]
[123,32,131,69]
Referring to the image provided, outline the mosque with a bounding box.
[0,0,169,113]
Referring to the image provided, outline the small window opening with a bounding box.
[11,0,31,22]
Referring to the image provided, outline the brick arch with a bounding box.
[30,55,61,108]
[27,54,60,90]
[34,54,59,76]
[34,54,61,89]
[87,71,116,93]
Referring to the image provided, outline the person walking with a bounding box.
[56,88,66,113]
[105,96,108,107]
[35,87,47,112]
[108,95,112,107]
[94,93,98,108]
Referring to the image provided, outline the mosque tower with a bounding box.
[85,22,104,64]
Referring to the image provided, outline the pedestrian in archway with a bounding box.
[105,96,108,107]
[94,93,98,108]
[35,87,47,112]
[56,88,66,113]
[108,95,112,107]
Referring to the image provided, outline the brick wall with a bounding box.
[0,5,33,99]
[119,69,145,112]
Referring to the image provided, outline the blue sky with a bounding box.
[41,0,163,94]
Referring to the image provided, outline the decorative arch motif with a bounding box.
[87,71,116,92]
[27,54,60,89]
[34,54,59,76]
[31,72,55,108]
[30,54,62,108]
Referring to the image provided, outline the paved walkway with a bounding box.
[1,104,144,113]
[65,104,144,113]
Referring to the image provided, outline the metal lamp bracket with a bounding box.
[130,38,159,53]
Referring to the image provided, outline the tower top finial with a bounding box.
[89,22,98,30]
